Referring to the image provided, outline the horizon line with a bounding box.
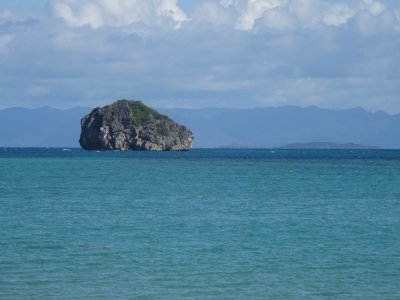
[0,104,397,115]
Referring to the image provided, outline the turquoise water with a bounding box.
[1,148,400,299]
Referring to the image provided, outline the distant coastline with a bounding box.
[278,142,380,150]
[214,141,380,150]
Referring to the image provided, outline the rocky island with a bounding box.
[79,100,193,151]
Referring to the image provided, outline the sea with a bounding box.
[1,148,400,299]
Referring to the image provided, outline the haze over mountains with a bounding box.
[1,106,399,148]
[0,107,90,147]
[160,107,400,149]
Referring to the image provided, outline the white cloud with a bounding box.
[361,0,385,16]
[190,0,393,32]
[53,2,103,28]
[262,9,295,30]
[53,0,188,30]
[192,1,233,26]
[235,0,286,31]
[354,9,394,35]
[155,0,188,29]
[51,0,399,33]
[2,0,400,113]
[324,4,356,26]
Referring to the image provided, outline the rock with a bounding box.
[79,100,193,151]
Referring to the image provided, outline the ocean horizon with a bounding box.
[1,148,399,299]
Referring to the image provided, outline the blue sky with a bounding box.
[1,0,400,113]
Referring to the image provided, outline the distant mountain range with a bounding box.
[0,107,91,147]
[160,106,400,149]
[0,105,399,148]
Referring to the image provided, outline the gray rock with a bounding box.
[79,100,193,151]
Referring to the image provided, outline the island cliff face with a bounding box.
[79,100,193,151]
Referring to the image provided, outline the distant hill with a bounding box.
[278,142,380,150]
[0,105,400,148]
[160,106,400,149]
[0,107,91,147]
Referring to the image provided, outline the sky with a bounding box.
[0,0,400,113]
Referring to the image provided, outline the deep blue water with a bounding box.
[1,148,400,299]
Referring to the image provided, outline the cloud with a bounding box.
[0,34,13,54]
[362,0,386,15]
[287,0,322,27]
[53,2,103,29]
[0,9,16,24]
[235,0,286,31]
[220,0,234,8]
[191,2,233,27]
[188,0,391,32]
[52,0,188,31]
[50,0,396,33]
[324,4,356,26]
[1,1,400,113]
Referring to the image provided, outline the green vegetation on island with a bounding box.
[112,100,170,127]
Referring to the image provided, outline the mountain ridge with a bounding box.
[1,105,399,148]
[159,106,400,149]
